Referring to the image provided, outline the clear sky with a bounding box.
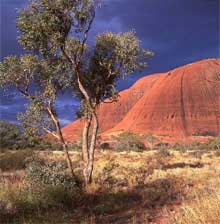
[0,0,219,126]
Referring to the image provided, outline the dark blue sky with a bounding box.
[0,0,219,126]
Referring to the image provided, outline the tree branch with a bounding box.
[43,127,59,139]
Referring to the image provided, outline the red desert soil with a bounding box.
[61,58,220,142]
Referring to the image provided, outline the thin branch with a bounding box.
[17,86,36,100]
[78,9,95,64]
[43,127,59,139]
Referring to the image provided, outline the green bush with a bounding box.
[113,132,146,152]
[0,183,80,219]
[0,121,61,150]
[171,139,220,152]
[115,140,146,152]
[25,160,78,189]
[0,121,21,149]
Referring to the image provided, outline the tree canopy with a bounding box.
[0,0,153,184]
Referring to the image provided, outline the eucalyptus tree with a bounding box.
[0,55,75,177]
[8,0,153,184]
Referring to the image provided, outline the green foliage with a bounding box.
[115,140,146,152]
[0,121,21,149]
[171,139,220,152]
[0,55,37,90]
[0,121,59,151]
[117,131,141,140]
[1,0,153,187]
[17,0,94,55]
[0,183,80,222]
[18,101,53,137]
[82,31,153,103]
[112,132,146,152]
[15,0,153,114]
[25,160,78,189]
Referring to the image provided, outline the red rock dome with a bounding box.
[62,58,220,142]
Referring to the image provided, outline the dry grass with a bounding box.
[171,191,220,224]
[0,144,220,223]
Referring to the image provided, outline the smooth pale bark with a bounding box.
[82,115,91,182]
[47,104,75,177]
[10,88,75,177]
[87,112,99,184]
[82,111,99,185]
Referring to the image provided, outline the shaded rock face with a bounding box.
[62,59,220,142]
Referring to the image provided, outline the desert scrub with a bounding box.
[24,160,81,210]
[112,131,146,152]
[171,191,220,224]
[157,147,171,157]
[25,160,79,189]
[93,161,153,191]
[115,140,146,152]
[0,121,22,149]
[0,150,35,171]
[0,160,81,223]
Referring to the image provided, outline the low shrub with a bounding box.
[192,130,216,136]
[115,140,146,152]
[112,131,146,152]
[0,160,81,223]
[25,160,79,189]
[0,121,62,151]
[172,139,220,152]
[157,148,171,157]
[0,121,22,149]
[99,142,111,150]
[0,182,80,220]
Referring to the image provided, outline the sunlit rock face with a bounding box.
[62,59,220,142]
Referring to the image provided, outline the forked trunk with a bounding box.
[82,112,99,185]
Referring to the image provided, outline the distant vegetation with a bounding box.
[0,121,61,152]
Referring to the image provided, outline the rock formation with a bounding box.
[62,58,220,142]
